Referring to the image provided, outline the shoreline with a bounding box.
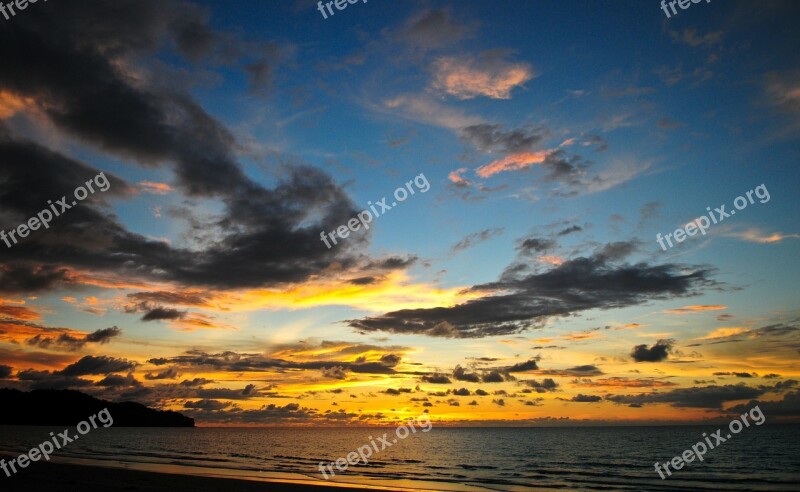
[0,455,477,492]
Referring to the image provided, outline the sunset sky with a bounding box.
[0,0,798,426]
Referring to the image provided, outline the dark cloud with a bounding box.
[380,354,402,367]
[384,388,413,395]
[556,225,583,237]
[507,359,538,372]
[451,228,504,253]
[422,374,452,384]
[85,327,123,343]
[196,384,258,400]
[606,384,765,409]
[594,241,639,262]
[0,364,12,378]
[767,380,797,392]
[727,391,800,418]
[180,378,213,387]
[0,0,393,293]
[570,394,602,402]
[539,150,590,187]
[0,265,73,294]
[15,369,93,390]
[95,373,141,387]
[58,356,136,376]
[147,350,398,376]
[141,307,187,322]
[367,256,418,271]
[350,362,396,374]
[321,366,347,379]
[540,365,604,377]
[518,238,557,254]
[27,326,122,351]
[186,403,364,424]
[523,378,559,393]
[128,291,210,306]
[713,371,757,378]
[482,371,505,383]
[459,124,545,154]
[184,399,232,411]
[348,276,379,286]
[350,243,714,338]
[631,339,674,362]
[144,367,182,380]
[752,323,799,337]
[453,365,480,382]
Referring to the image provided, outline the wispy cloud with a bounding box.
[722,227,800,244]
[138,181,174,195]
[475,150,554,178]
[664,305,727,315]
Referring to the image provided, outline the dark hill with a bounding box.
[0,388,194,427]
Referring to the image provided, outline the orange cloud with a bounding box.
[66,269,159,290]
[613,323,647,330]
[0,91,34,118]
[723,228,800,244]
[572,377,677,389]
[664,305,727,315]
[562,331,603,341]
[170,313,238,332]
[0,303,40,321]
[138,181,173,195]
[431,54,535,100]
[537,255,564,266]
[0,347,76,371]
[476,150,553,178]
[0,319,85,346]
[699,327,749,340]
[448,168,471,185]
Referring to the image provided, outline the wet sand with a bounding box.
[0,459,400,492]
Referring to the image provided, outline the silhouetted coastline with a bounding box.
[0,389,194,427]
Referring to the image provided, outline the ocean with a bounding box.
[1,425,799,491]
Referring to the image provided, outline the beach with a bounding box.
[1,459,392,492]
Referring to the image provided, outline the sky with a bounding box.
[0,0,798,426]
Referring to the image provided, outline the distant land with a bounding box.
[0,389,194,427]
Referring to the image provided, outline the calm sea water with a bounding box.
[1,425,799,491]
